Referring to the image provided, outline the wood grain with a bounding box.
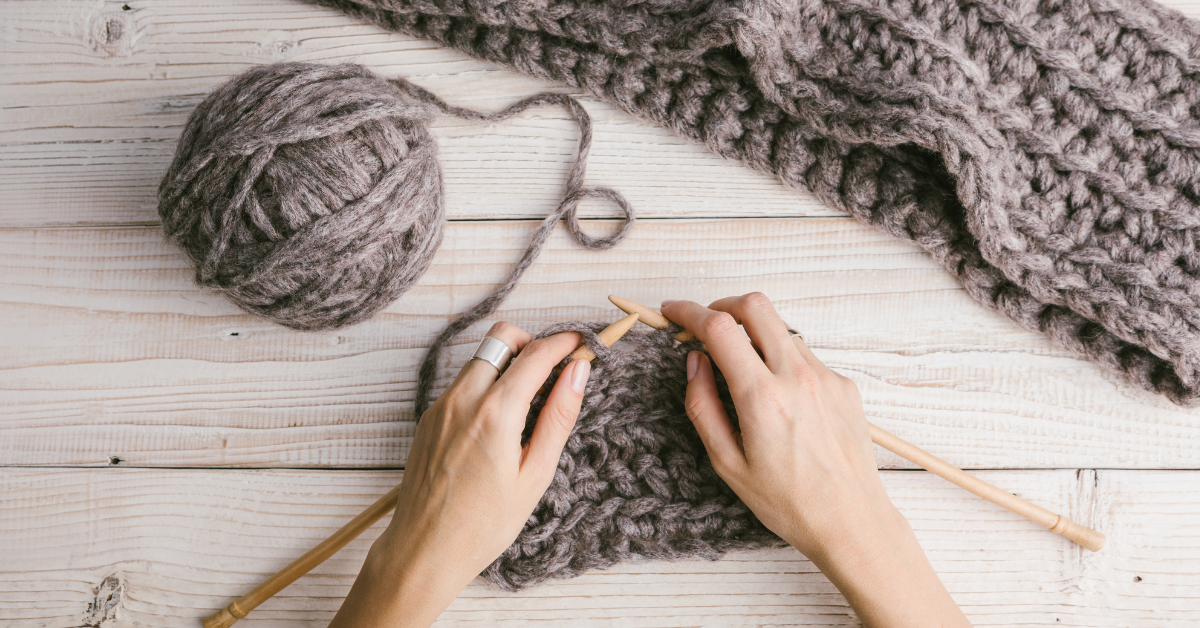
[4,219,1199,469]
[0,467,1193,627]
[6,0,1200,625]
[0,0,830,228]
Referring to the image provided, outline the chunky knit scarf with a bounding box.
[311,0,1200,405]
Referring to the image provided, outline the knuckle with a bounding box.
[702,311,739,338]
[683,392,708,422]
[743,291,772,310]
[792,367,822,395]
[520,338,554,360]
[487,321,530,349]
[488,321,518,338]
[731,371,773,400]
[817,368,842,388]
[544,402,575,433]
[840,375,862,401]
[439,391,463,419]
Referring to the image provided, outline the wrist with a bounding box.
[800,501,909,573]
[776,479,904,565]
[367,527,473,593]
[786,502,965,628]
[333,530,470,628]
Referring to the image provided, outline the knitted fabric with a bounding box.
[487,322,785,590]
[158,62,781,589]
[310,0,1200,405]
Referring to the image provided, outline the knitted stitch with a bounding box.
[158,63,780,589]
[311,0,1200,404]
[488,321,785,590]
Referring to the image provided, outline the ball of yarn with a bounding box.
[158,62,445,330]
[161,61,636,416]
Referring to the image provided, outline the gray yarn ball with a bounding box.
[158,62,446,330]
[160,61,636,417]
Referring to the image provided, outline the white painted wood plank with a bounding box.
[0,0,830,228]
[6,0,1199,228]
[3,219,1200,469]
[1,467,1190,627]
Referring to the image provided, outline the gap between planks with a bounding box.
[3,219,1200,470]
[2,467,1194,627]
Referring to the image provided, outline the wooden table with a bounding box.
[3,1,1200,625]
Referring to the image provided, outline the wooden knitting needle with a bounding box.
[203,314,642,628]
[868,425,1105,551]
[609,295,694,341]
[608,295,1106,552]
[570,312,640,360]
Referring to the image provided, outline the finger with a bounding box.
[683,351,745,477]
[521,358,590,482]
[450,322,532,398]
[790,333,835,376]
[661,299,769,396]
[707,293,796,371]
[490,331,582,406]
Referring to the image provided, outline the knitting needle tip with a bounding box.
[608,295,694,342]
[569,312,639,362]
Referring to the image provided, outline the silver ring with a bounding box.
[470,336,513,372]
[787,327,804,340]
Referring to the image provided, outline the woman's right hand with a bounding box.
[662,294,971,628]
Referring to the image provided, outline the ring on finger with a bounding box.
[470,336,514,372]
[787,327,804,341]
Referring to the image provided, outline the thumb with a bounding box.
[684,351,745,476]
[522,358,589,483]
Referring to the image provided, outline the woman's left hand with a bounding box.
[330,322,592,628]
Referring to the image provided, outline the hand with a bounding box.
[662,294,970,628]
[330,322,592,628]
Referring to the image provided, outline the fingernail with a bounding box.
[661,299,678,308]
[570,359,591,394]
[686,351,698,382]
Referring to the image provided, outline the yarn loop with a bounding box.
[312,0,1200,405]
[159,62,635,408]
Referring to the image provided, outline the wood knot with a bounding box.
[88,7,138,57]
[83,575,124,627]
[102,18,123,44]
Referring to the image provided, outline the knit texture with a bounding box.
[158,62,779,589]
[159,63,444,330]
[158,62,633,413]
[488,321,785,590]
[311,0,1200,404]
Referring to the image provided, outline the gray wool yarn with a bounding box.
[158,61,777,591]
[486,321,786,591]
[158,62,634,413]
[311,0,1200,405]
[158,62,445,331]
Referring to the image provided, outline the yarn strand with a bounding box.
[307,0,1200,405]
[393,78,636,418]
[159,62,635,401]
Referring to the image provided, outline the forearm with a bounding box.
[329,531,469,628]
[793,502,970,628]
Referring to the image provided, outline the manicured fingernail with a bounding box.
[661,299,678,308]
[686,350,699,382]
[570,359,591,394]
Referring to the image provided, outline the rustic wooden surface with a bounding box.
[4,468,1197,628]
[2,0,1200,625]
